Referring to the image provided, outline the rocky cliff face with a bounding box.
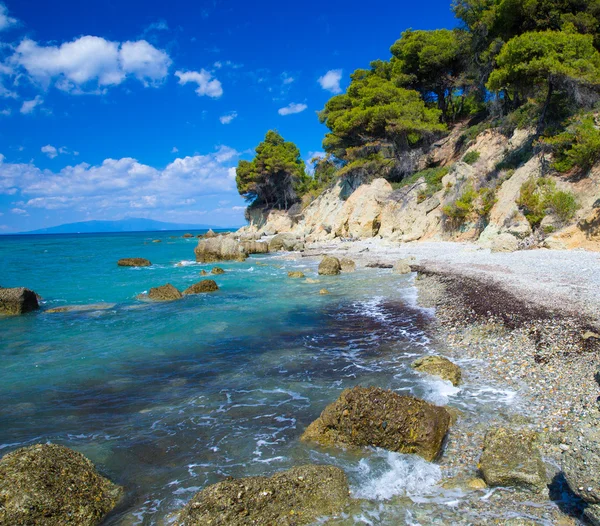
[238,127,600,252]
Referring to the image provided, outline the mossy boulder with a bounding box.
[412,355,462,386]
[288,271,305,279]
[147,284,183,301]
[318,256,341,276]
[301,386,451,461]
[340,258,356,272]
[175,464,349,526]
[0,287,39,315]
[0,444,122,526]
[211,267,225,275]
[117,258,151,267]
[479,428,547,491]
[184,280,219,295]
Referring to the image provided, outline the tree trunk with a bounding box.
[537,80,554,135]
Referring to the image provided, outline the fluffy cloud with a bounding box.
[318,69,343,94]
[20,95,43,114]
[278,102,307,116]
[0,3,17,32]
[11,208,27,215]
[219,111,237,124]
[41,145,58,158]
[175,69,223,98]
[12,36,171,92]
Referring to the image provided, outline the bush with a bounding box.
[393,166,450,201]
[443,185,477,226]
[463,151,481,165]
[517,177,579,227]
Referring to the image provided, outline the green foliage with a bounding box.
[463,150,481,164]
[517,177,579,226]
[236,130,309,210]
[394,166,450,201]
[443,185,477,225]
[543,115,600,173]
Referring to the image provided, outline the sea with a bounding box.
[0,230,520,525]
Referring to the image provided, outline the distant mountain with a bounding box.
[20,218,233,235]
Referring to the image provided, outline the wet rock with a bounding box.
[319,288,330,295]
[0,443,122,526]
[563,420,600,504]
[412,355,462,386]
[466,478,487,490]
[195,237,247,263]
[585,504,600,526]
[174,464,349,526]
[183,233,194,238]
[340,258,356,272]
[479,428,547,491]
[301,386,451,461]
[183,280,219,295]
[199,270,209,276]
[393,260,412,275]
[0,287,40,315]
[211,267,225,275]
[318,256,341,276]
[147,284,183,301]
[117,258,151,267]
[241,240,269,255]
[288,271,305,279]
[268,233,304,252]
[46,303,116,313]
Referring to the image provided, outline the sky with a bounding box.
[0,0,457,232]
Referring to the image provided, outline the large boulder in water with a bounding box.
[117,257,151,267]
[174,464,349,526]
[183,280,219,295]
[412,355,462,386]
[479,428,547,491]
[0,287,39,315]
[241,240,269,254]
[268,233,304,252]
[195,236,247,263]
[147,283,183,301]
[301,386,451,461]
[318,256,341,276]
[0,443,122,526]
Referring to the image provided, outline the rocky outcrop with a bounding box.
[412,355,462,386]
[479,428,546,491]
[147,284,183,301]
[117,258,151,267]
[269,233,304,252]
[340,258,356,272]
[175,464,349,526]
[0,444,122,526]
[318,256,341,276]
[301,386,451,461]
[0,287,40,315]
[184,280,219,294]
[211,267,225,275]
[288,271,305,279]
[195,236,247,263]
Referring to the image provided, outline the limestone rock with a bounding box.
[204,229,217,238]
[183,280,219,295]
[117,258,151,267]
[340,258,356,272]
[195,236,247,263]
[0,287,40,315]
[490,233,519,253]
[563,420,600,504]
[0,444,122,526]
[479,428,546,490]
[174,464,349,526]
[301,386,451,461]
[241,240,269,255]
[318,256,341,276]
[393,260,412,275]
[288,271,305,279]
[412,355,462,386]
[147,284,183,301]
[269,233,304,252]
[211,267,225,275]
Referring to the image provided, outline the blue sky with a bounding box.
[0,0,456,232]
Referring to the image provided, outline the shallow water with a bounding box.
[0,232,527,524]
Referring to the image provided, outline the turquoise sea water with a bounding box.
[0,231,520,525]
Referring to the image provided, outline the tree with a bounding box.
[236,130,308,210]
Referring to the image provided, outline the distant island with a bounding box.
[16,218,234,235]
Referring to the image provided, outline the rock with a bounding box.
[183,280,219,295]
[301,386,451,461]
[583,331,600,340]
[319,288,330,295]
[490,233,519,253]
[204,229,217,238]
[269,233,304,252]
[182,233,194,238]
[288,271,305,279]
[46,303,116,313]
[340,258,356,272]
[199,270,209,276]
[152,239,161,243]
[466,478,487,490]
[585,504,600,526]
[318,256,341,276]
[147,284,183,301]
[411,355,462,386]
[305,278,320,284]
[479,428,547,490]
[174,464,349,526]
[366,262,393,269]
[0,443,122,526]
[393,260,412,275]
[241,240,269,255]
[563,420,600,504]
[0,287,40,315]
[211,267,225,275]
[117,258,151,267]
[504,520,538,526]
[195,237,247,263]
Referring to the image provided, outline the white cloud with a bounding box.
[20,96,43,114]
[11,207,27,215]
[171,146,179,153]
[175,69,223,98]
[41,145,58,159]
[278,102,307,116]
[0,3,17,32]
[12,36,171,92]
[282,73,294,85]
[219,111,237,124]
[144,20,169,33]
[0,108,10,116]
[318,69,343,94]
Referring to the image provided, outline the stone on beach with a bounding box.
[393,260,412,275]
[268,233,304,252]
[117,258,151,267]
[0,444,122,526]
[301,386,451,461]
[147,284,183,301]
[412,355,462,386]
[288,271,305,279]
[340,258,356,272]
[0,287,40,315]
[318,256,341,276]
[183,280,219,295]
[174,464,349,526]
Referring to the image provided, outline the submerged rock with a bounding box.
[319,288,330,295]
[46,303,116,313]
[152,239,162,243]
[147,284,183,301]
[412,355,462,386]
[301,386,451,461]
[563,420,600,504]
[195,236,247,263]
[117,258,151,267]
[318,256,341,276]
[174,464,349,526]
[0,443,122,526]
[479,428,546,490]
[211,267,225,275]
[288,271,305,279]
[0,287,40,315]
[183,280,219,295]
[340,258,356,272]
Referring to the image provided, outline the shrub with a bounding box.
[517,177,579,227]
[463,151,481,165]
[393,166,450,201]
[443,185,477,226]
